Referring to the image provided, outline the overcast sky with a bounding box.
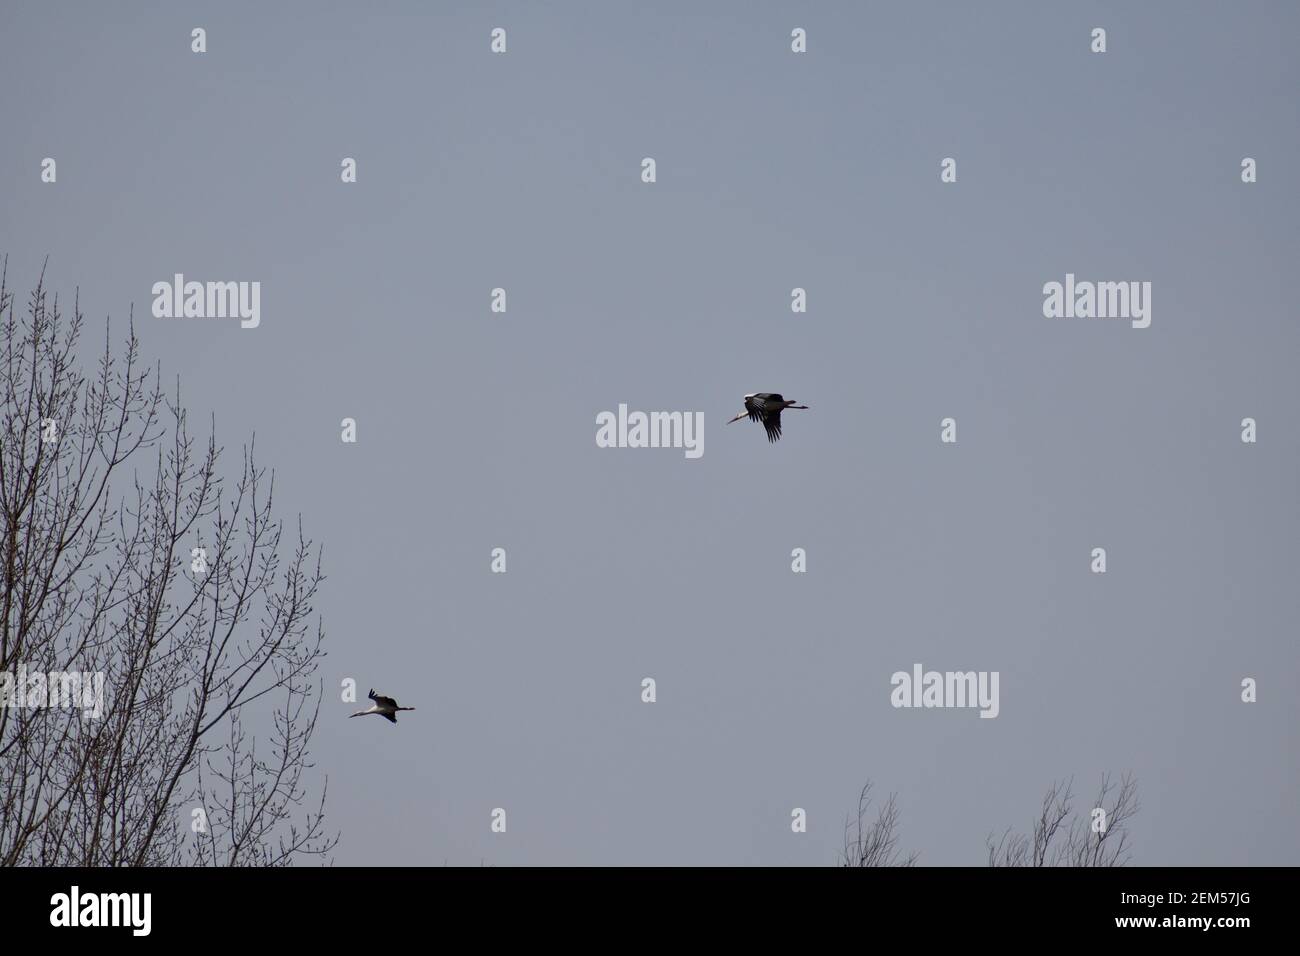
[1,0,1296,865]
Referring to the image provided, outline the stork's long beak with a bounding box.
[727,412,746,424]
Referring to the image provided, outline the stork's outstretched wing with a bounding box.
[761,410,783,442]
[370,690,399,710]
[745,394,786,442]
[382,711,398,724]
[744,393,783,418]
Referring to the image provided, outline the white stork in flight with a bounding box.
[350,689,415,724]
[727,393,809,443]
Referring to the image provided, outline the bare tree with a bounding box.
[840,781,919,867]
[986,773,1139,867]
[0,262,336,866]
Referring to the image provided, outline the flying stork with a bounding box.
[727,393,809,443]
[349,689,415,724]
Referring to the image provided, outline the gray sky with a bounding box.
[2,0,1297,865]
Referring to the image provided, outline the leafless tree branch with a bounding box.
[0,263,337,866]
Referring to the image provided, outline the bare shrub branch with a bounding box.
[840,781,919,867]
[986,773,1139,867]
